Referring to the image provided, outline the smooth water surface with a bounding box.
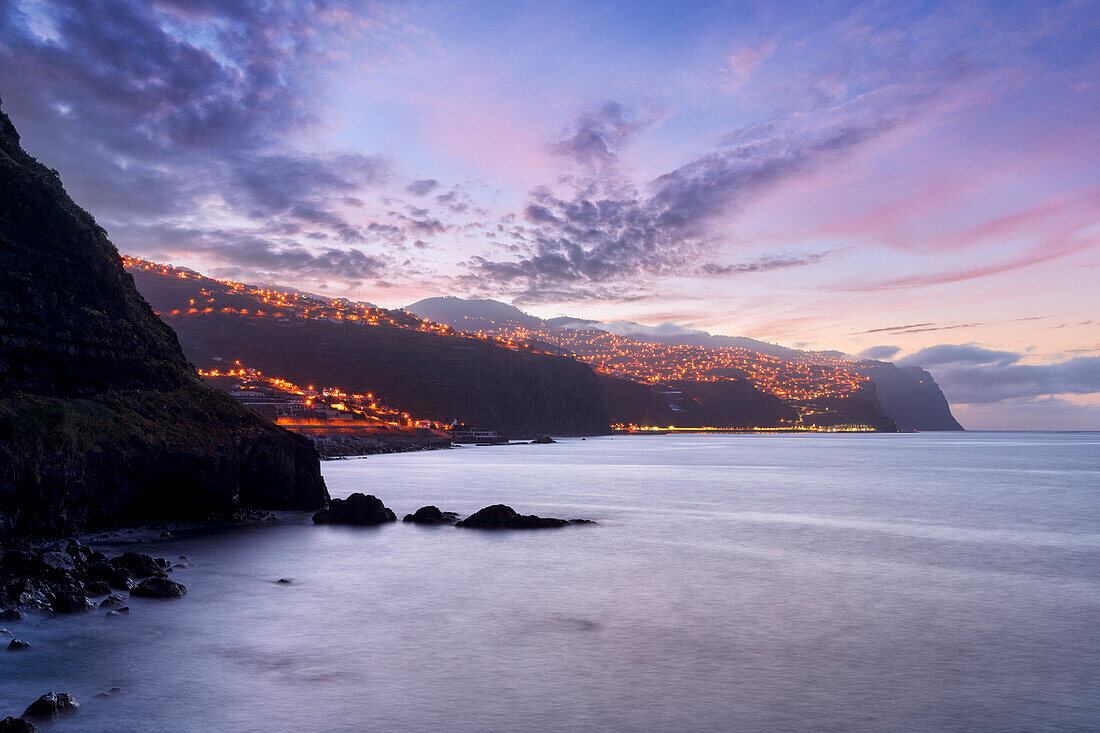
[2,432,1098,731]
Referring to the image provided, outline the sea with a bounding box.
[2,432,1098,732]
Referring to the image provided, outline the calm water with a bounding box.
[2,432,1098,731]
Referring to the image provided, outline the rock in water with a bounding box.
[531,436,556,444]
[7,639,31,651]
[0,95,328,538]
[22,693,79,722]
[0,717,37,732]
[402,505,459,524]
[131,576,187,599]
[49,592,93,614]
[84,580,111,596]
[0,609,24,622]
[312,494,396,525]
[455,504,594,529]
[99,594,127,609]
[110,553,161,578]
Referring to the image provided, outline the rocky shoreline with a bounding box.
[312,434,452,459]
[1,494,594,728]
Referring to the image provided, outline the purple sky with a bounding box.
[1,0,1097,428]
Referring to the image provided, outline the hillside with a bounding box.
[0,97,327,538]
[856,362,963,431]
[406,296,961,430]
[128,260,899,433]
[127,263,610,436]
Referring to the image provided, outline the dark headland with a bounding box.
[0,96,328,541]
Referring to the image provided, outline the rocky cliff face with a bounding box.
[856,362,963,431]
[0,97,327,538]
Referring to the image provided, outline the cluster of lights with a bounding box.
[126,255,874,426]
[461,323,870,401]
[123,256,455,336]
[196,361,440,429]
[611,423,879,433]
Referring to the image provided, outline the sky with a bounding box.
[1,0,1098,429]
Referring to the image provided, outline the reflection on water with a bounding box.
[2,432,1098,732]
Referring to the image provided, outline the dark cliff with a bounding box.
[661,380,799,428]
[0,98,327,538]
[856,362,964,431]
[598,374,674,426]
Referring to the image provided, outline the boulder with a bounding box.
[402,506,459,524]
[86,560,115,583]
[36,551,75,575]
[21,693,79,722]
[99,594,127,609]
[312,494,396,526]
[455,504,594,529]
[108,567,136,591]
[110,553,160,578]
[49,592,93,614]
[0,717,36,732]
[131,576,186,599]
[0,609,24,622]
[7,639,31,651]
[84,580,111,596]
[63,541,91,563]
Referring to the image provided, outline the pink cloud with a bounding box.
[846,233,1097,291]
[720,39,777,92]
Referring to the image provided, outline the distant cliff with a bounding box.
[856,362,964,431]
[600,375,895,431]
[0,97,327,538]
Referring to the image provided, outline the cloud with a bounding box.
[467,92,924,302]
[858,345,901,360]
[857,321,989,335]
[229,153,392,218]
[900,344,1100,404]
[699,251,831,275]
[898,344,1019,368]
[0,0,418,285]
[406,179,439,196]
[134,224,387,283]
[550,101,660,168]
[720,39,777,92]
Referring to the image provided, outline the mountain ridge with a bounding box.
[405,295,962,431]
